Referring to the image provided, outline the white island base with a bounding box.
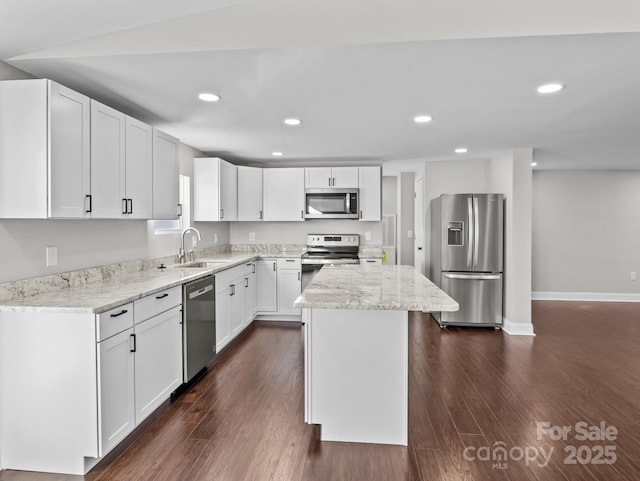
[302,308,408,445]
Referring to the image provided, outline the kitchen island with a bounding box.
[294,264,458,446]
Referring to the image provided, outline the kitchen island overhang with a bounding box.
[294,264,458,446]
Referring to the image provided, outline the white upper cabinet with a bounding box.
[263,168,305,221]
[0,79,91,218]
[237,166,263,221]
[152,129,180,220]
[305,167,359,189]
[124,117,153,219]
[194,157,238,222]
[90,100,127,219]
[358,166,381,221]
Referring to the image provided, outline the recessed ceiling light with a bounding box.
[198,92,221,102]
[531,162,538,167]
[272,151,284,156]
[413,115,433,124]
[283,118,301,126]
[536,83,564,94]
[454,147,468,154]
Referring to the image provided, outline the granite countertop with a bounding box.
[294,264,459,312]
[0,251,305,314]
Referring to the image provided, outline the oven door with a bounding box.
[305,189,359,219]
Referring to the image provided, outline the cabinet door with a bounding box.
[277,267,302,315]
[263,168,305,221]
[305,167,332,188]
[91,100,126,218]
[229,280,244,337]
[219,159,238,221]
[237,166,263,221]
[49,81,91,218]
[215,284,231,351]
[333,167,359,188]
[152,129,180,220]
[358,166,381,221]
[134,306,182,424]
[242,269,257,326]
[98,328,135,456]
[256,259,278,312]
[125,117,153,219]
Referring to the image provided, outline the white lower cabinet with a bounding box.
[98,328,135,456]
[277,260,302,316]
[133,305,183,424]
[215,263,256,352]
[242,262,258,325]
[215,282,232,351]
[98,290,182,456]
[256,259,278,313]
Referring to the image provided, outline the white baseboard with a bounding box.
[502,317,535,336]
[532,291,640,302]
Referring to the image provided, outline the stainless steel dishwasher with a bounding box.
[182,275,216,382]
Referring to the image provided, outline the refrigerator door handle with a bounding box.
[473,196,480,268]
[467,197,473,268]
[443,273,501,280]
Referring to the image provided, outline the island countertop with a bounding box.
[294,264,458,312]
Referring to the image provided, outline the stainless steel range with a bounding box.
[301,234,360,290]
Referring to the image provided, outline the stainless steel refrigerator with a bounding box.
[430,193,504,327]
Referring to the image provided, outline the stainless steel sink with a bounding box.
[176,261,227,269]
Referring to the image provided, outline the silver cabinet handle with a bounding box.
[230,284,235,295]
[328,177,331,187]
[259,210,263,220]
[245,278,249,288]
[301,210,304,219]
[122,198,128,215]
[443,273,501,280]
[298,271,301,281]
[273,262,276,271]
[177,203,183,217]
[220,208,224,219]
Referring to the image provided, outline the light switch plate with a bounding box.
[214,233,218,244]
[408,230,413,239]
[45,246,58,267]
[249,232,256,241]
[365,231,371,241]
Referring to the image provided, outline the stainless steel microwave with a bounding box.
[304,188,359,219]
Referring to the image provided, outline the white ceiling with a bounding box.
[4,0,640,169]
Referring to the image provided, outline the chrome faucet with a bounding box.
[179,227,202,263]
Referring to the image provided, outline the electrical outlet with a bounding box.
[408,230,413,239]
[631,271,637,281]
[365,231,371,241]
[214,233,218,244]
[191,237,197,248]
[249,232,256,241]
[45,246,58,267]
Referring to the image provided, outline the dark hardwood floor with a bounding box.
[2,301,639,481]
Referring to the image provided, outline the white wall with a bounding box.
[230,220,381,245]
[0,61,33,80]
[532,170,640,298]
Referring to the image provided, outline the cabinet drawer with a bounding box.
[362,258,382,265]
[134,286,182,323]
[215,264,246,292]
[97,303,134,341]
[277,258,301,270]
